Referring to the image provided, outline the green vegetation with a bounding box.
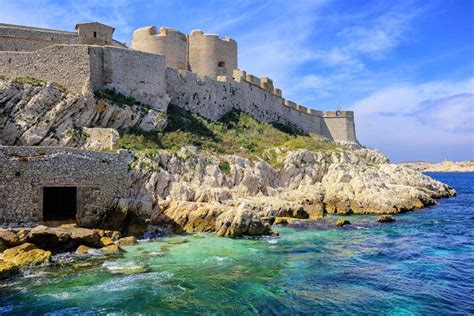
[13,76,46,87]
[219,160,231,175]
[95,89,149,109]
[119,105,342,168]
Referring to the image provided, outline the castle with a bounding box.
[0,21,358,224]
[0,22,357,143]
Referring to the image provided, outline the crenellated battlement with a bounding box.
[0,21,358,143]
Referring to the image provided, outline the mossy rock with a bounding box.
[336,218,351,227]
[378,215,396,223]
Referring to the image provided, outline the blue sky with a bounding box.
[1,0,473,162]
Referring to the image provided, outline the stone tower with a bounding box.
[75,22,114,46]
[188,30,237,78]
[131,26,188,70]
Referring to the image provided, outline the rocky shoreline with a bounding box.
[0,224,138,279]
[0,77,458,281]
[400,161,474,173]
[113,147,455,238]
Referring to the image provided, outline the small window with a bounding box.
[94,31,97,38]
[218,61,225,68]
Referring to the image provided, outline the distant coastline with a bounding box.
[400,160,474,172]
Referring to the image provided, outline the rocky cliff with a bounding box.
[0,78,456,237]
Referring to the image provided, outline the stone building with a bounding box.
[0,22,125,52]
[0,146,129,226]
[0,21,358,143]
[75,22,114,46]
[188,29,237,78]
[131,26,188,70]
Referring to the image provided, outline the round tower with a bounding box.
[131,26,188,70]
[188,29,237,78]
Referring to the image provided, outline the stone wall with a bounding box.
[98,46,168,110]
[0,44,168,110]
[0,146,129,225]
[0,45,92,93]
[0,23,125,52]
[131,26,188,70]
[188,30,237,78]
[165,67,357,142]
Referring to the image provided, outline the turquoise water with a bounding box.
[1,172,473,315]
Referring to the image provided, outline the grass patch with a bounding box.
[13,76,46,87]
[94,88,150,109]
[219,160,231,174]
[119,104,343,168]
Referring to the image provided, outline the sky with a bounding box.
[0,0,473,162]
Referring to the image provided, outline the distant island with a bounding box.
[400,160,474,172]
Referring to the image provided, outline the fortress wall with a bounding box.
[131,26,188,70]
[0,45,92,92]
[98,47,168,110]
[321,111,357,143]
[188,30,237,78]
[0,24,78,52]
[0,146,128,225]
[166,68,323,134]
[0,45,168,111]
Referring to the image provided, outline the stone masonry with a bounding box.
[0,21,358,143]
[0,146,129,225]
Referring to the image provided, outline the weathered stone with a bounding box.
[102,244,123,255]
[378,215,396,223]
[76,245,94,254]
[0,261,19,279]
[3,243,51,267]
[0,229,20,247]
[100,237,114,247]
[6,249,51,267]
[3,243,38,258]
[336,218,351,227]
[118,236,137,246]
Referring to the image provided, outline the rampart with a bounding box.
[0,44,168,110]
[0,146,129,225]
[0,22,358,143]
[166,67,357,142]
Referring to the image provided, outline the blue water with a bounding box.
[0,172,473,315]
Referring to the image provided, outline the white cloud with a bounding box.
[351,78,474,162]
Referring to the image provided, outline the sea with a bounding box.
[0,172,473,315]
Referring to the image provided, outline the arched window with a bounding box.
[93,31,97,38]
[218,61,225,68]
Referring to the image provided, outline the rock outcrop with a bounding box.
[0,79,166,147]
[121,146,455,236]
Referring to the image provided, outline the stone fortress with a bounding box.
[0,22,357,143]
[0,21,357,224]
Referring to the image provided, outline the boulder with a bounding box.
[215,204,272,237]
[3,243,38,258]
[336,218,351,227]
[6,249,51,267]
[0,229,20,247]
[27,225,100,253]
[100,237,114,247]
[3,243,51,267]
[102,244,123,255]
[118,236,137,246]
[378,215,396,223]
[76,245,94,255]
[0,261,19,279]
